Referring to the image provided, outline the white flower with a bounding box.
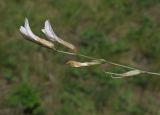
[20,18,40,41]
[42,20,76,51]
[20,18,54,49]
[42,20,59,42]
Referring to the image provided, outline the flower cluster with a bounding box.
[20,18,75,50]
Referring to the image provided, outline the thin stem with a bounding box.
[143,71,160,76]
[55,49,136,69]
[55,49,99,60]
[54,49,160,77]
[105,72,128,79]
[103,60,135,70]
[56,49,76,55]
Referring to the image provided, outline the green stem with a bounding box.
[55,49,136,69]
[54,49,160,77]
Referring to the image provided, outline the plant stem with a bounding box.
[54,49,160,77]
[55,49,136,69]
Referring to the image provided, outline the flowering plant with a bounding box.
[20,18,160,78]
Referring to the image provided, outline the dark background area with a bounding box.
[0,0,160,115]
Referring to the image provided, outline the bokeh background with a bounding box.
[0,0,160,115]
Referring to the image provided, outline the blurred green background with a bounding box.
[0,0,160,115]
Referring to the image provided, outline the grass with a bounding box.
[8,82,46,115]
[0,0,160,115]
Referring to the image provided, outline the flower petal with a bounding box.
[24,18,39,40]
[43,20,58,41]
[42,20,76,51]
[42,28,52,40]
[20,26,28,36]
[42,29,46,34]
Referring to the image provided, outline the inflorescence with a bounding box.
[20,18,160,78]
